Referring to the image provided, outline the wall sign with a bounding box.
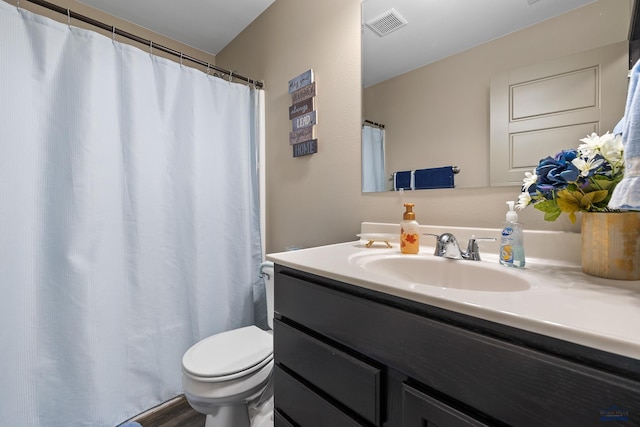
[289,98,314,119]
[293,139,318,157]
[291,82,316,104]
[290,127,314,145]
[288,69,317,157]
[288,69,313,93]
[292,111,316,131]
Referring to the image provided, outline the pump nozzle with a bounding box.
[403,203,415,220]
[505,201,518,222]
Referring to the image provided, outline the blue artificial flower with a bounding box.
[555,149,578,164]
[535,150,580,192]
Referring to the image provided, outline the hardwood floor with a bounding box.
[130,395,205,427]
[127,392,274,427]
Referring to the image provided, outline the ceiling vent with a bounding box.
[365,8,408,37]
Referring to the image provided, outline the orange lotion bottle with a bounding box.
[400,203,420,254]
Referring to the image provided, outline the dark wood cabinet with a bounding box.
[273,265,640,427]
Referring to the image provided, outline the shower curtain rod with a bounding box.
[363,119,385,129]
[22,0,264,89]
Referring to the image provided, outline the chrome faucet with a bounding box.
[424,233,495,261]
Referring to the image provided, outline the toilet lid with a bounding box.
[182,325,273,378]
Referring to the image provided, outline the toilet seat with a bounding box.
[182,325,273,382]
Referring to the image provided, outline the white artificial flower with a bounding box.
[516,192,532,210]
[578,132,604,158]
[521,170,537,192]
[572,157,604,177]
[599,133,624,166]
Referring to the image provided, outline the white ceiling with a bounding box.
[77,0,597,88]
[361,0,597,87]
[76,0,275,55]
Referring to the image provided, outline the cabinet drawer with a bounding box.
[402,383,490,427]
[274,411,295,427]
[274,319,381,425]
[274,365,363,427]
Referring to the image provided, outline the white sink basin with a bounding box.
[351,254,530,292]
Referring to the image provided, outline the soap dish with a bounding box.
[356,233,398,248]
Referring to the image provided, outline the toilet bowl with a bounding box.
[182,262,275,427]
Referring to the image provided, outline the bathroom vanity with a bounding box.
[267,224,640,427]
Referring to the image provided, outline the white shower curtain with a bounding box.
[362,125,386,192]
[0,3,264,426]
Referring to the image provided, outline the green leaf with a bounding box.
[584,190,608,204]
[589,177,616,191]
[556,190,581,221]
[543,210,562,222]
[556,189,580,203]
[534,200,561,221]
[533,199,559,213]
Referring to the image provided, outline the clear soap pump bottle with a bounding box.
[401,203,420,254]
[499,201,525,268]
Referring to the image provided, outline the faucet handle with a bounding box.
[422,233,440,239]
[421,233,442,254]
[470,236,497,242]
[466,236,496,261]
[419,233,437,257]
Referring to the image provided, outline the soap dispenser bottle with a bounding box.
[401,203,420,254]
[499,201,525,268]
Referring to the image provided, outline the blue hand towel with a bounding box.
[609,60,640,210]
[414,166,455,190]
[393,170,413,191]
[119,423,142,427]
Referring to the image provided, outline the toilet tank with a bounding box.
[260,261,275,329]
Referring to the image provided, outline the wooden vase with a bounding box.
[581,212,640,281]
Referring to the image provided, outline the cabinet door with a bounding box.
[403,384,490,427]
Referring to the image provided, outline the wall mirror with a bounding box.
[361,0,631,192]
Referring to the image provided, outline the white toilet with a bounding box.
[182,261,275,427]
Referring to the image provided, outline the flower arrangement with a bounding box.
[516,132,625,223]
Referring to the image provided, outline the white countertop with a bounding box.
[267,223,640,360]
